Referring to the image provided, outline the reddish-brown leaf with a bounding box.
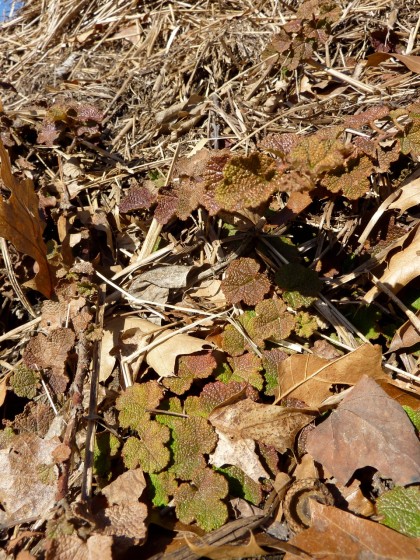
[209,397,317,453]
[221,258,270,305]
[285,501,420,560]
[306,375,420,486]
[366,52,420,74]
[275,343,385,407]
[0,140,55,297]
[119,184,157,213]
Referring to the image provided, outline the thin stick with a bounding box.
[96,269,223,316]
[82,283,106,500]
[0,316,41,344]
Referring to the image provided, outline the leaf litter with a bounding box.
[0,0,420,558]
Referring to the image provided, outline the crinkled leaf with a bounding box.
[250,298,296,344]
[163,351,217,395]
[121,421,170,473]
[149,471,178,507]
[275,263,321,308]
[343,105,390,129]
[221,258,270,305]
[221,324,247,357]
[275,263,322,295]
[23,328,76,393]
[9,401,55,437]
[321,154,374,199]
[289,131,351,177]
[295,311,318,338]
[173,467,228,531]
[185,381,254,419]
[154,190,178,224]
[46,534,113,560]
[116,381,164,431]
[220,311,255,356]
[259,133,299,158]
[217,465,263,505]
[346,304,382,341]
[228,353,263,390]
[175,178,206,220]
[170,416,218,480]
[0,433,59,527]
[205,152,284,213]
[376,139,401,173]
[94,432,120,481]
[377,486,420,538]
[119,185,157,213]
[10,365,39,399]
[262,348,288,396]
[258,443,281,477]
[400,113,420,156]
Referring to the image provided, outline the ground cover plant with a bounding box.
[0,0,420,558]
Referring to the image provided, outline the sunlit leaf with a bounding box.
[221,258,271,305]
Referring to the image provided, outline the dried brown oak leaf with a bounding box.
[0,433,59,527]
[388,311,420,352]
[0,140,54,297]
[209,397,317,453]
[285,501,420,560]
[364,221,420,302]
[23,327,76,393]
[306,375,420,486]
[209,425,269,482]
[388,176,420,214]
[275,343,385,407]
[101,468,146,506]
[221,257,270,305]
[366,52,420,75]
